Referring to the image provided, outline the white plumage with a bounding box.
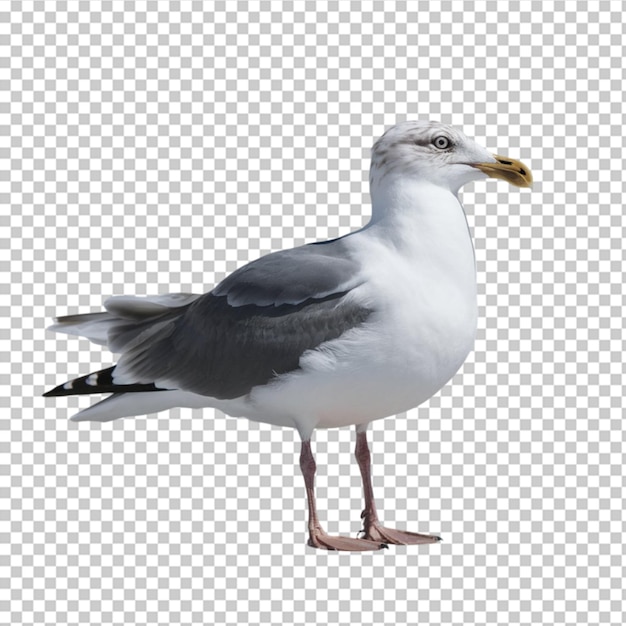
[45,121,532,550]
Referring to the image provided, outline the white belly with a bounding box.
[236,198,477,435]
[207,185,479,437]
[243,287,476,431]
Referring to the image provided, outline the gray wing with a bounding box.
[114,238,372,399]
[212,236,361,306]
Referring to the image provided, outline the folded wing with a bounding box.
[46,238,372,402]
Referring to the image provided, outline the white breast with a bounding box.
[240,182,478,436]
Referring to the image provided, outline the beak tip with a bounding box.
[475,155,533,189]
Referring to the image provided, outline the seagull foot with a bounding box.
[360,521,441,545]
[308,528,387,551]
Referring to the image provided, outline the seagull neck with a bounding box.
[367,177,464,235]
[361,176,477,287]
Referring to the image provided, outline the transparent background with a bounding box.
[3,2,625,625]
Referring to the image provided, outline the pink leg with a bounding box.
[355,428,441,545]
[299,439,386,551]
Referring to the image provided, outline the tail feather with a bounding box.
[48,312,114,346]
[69,389,214,422]
[45,293,206,420]
[103,293,201,317]
[48,293,201,351]
[43,293,206,422]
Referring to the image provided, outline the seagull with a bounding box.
[44,120,532,551]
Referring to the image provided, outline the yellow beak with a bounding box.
[472,155,533,188]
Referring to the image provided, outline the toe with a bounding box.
[310,531,387,552]
[366,525,441,545]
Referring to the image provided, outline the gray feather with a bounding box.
[116,291,371,399]
[112,240,371,399]
[49,293,202,348]
[213,238,361,306]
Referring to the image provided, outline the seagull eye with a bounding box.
[432,136,451,150]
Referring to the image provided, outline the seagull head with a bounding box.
[370,120,532,195]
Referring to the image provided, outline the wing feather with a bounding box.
[47,239,372,400]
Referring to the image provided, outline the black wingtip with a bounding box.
[43,381,87,397]
[42,382,89,397]
[43,366,168,398]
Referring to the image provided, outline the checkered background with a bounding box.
[3,1,625,625]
